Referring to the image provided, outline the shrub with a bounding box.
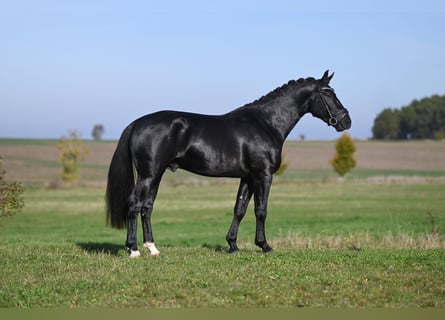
[57,131,89,183]
[330,133,356,177]
[275,152,289,176]
[0,158,24,218]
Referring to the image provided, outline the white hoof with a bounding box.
[143,242,160,256]
[129,250,141,258]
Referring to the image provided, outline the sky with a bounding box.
[1,0,445,140]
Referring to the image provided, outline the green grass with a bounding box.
[0,138,58,146]
[275,168,445,183]
[1,244,443,308]
[348,168,445,179]
[1,182,444,307]
[2,183,444,246]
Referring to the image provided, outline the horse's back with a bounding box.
[131,109,251,143]
[128,109,281,177]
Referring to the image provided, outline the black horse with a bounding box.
[106,70,351,257]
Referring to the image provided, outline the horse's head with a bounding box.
[305,70,351,132]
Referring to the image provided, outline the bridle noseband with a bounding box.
[316,87,349,127]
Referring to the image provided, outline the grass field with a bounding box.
[0,139,444,307]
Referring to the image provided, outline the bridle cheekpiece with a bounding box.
[317,86,349,127]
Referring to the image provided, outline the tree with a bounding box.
[373,94,445,140]
[400,95,445,139]
[57,131,89,183]
[372,108,400,139]
[0,158,24,219]
[92,124,105,141]
[330,133,357,177]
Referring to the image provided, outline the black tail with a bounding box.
[106,123,135,229]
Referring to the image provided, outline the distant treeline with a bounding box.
[372,94,445,140]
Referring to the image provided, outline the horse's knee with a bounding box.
[233,208,247,221]
[254,208,267,221]
[141,203,153,217]
[128,203,141,217]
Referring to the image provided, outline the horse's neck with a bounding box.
[258,83,316,140]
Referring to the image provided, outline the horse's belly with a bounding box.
[172,149,247,178]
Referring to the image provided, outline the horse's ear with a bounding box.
[321,70,334,84]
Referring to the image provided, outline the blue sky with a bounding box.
[1,0,444,140]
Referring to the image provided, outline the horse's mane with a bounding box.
[243,77,316,107]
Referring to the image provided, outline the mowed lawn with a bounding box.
[0,182,444,307]
[0,139,444,307]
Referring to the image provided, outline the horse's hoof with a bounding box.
[143,242,160,256]
[262,246,273,253]
[227,244,239,254]
[129,250,141,258]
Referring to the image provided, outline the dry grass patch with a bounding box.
[270,231,445,250]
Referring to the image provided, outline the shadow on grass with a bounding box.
[201,243,228,253]
[77,242,123,256]
[202,243,271,255]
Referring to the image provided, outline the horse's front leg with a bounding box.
[253,173,273,253]
[226,177,253,253]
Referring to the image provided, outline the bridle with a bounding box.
[316,87,349,126]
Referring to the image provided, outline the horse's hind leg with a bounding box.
[125,177,162,257]
[141,180,161,256]
[126,191,141,258]
[125,177,155,258]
